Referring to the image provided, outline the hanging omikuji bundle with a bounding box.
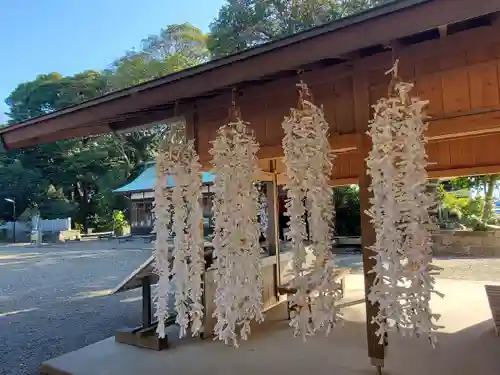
[153,128,205,339]
[258,183,269,235]
[366,61,443,347]
[210,108,264,347]
[282,82,342,339]
[153,149,173,339]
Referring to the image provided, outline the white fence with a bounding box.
[39,218,71,232]
[1,217,71,233]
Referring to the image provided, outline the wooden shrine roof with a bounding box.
[1,0,500,150]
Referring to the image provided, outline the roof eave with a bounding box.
[2,0,500,149]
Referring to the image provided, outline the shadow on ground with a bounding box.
[0,240,152,375]
[40,306,500,375]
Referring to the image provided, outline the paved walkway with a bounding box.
[41,275,500,375]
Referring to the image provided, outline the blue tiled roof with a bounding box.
[114,165,215,193]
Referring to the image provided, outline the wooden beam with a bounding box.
[257,171,275,182]
[428,165,500,178]
[358,135,385,369]
[14,105,500,153]
[427,109,500,140]
[438,24,448,38]
[3,123,110,149]
[359,18,500,71]
[330,177,359,186]
[258,159,274,172]
[278,174,359,187]
[9,0,499,150]
[276,173,288,186]
[331,134,362,153]
[258,133,361,160]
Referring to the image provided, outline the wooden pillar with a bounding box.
[186,107,213,338]
[141,276,152,327]
[265,184,279,255]
[264,159,281,296]
[359,136,386,371]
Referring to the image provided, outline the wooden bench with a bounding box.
[485,284,500,336]
[278,268,348,319]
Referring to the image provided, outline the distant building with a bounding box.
[114,162,215,236]
[495,200,500,215]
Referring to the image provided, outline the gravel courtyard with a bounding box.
[0,240,153,375]
[336,252,500,282]
[1,242,499,375]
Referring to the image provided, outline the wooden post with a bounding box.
[142,276,152,327]
[359,136,386,371]
[264,160,281,296]
[272,172,281,291]
[265,185,279,255]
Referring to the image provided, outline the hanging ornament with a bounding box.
[153,148,173,339]
[258,183,269,235]
[282,81,342,339]
[153,123,205,338]
[366,60,443,346]
[210,100,264,347]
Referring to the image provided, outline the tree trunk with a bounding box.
[74,181,90,233]
[482,174,499,221]
[82,186,90,233]
[112,135,133,172]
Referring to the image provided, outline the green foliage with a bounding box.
[1,2,391,231]
[6,71,108,124]
[439,183,495,230]
[439,185,469,216]
[208,0,392,57]
[107,23,208,91]
[39,185,77,219]
[0,228,9,242]
[448,174,499,221]
[112,210,130,236]
[1,23,208,228]
[463,215,488,231]
[334,185,360,236]
[466,196,485,218]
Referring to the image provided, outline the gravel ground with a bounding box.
[0,240,153,375]
[1,243,499,375]
[336,252,500,281]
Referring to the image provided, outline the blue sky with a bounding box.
[0,0,226,123]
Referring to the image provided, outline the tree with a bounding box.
[207,0,393,58]
[2,72,123,228]
[5,71,108,123]
[334,185,360,236]
[450,175,500,221]
[105,23,210,173]
[107,23,209,91]
[1,23,210,231]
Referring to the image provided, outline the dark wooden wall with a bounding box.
[194,19,500,182]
